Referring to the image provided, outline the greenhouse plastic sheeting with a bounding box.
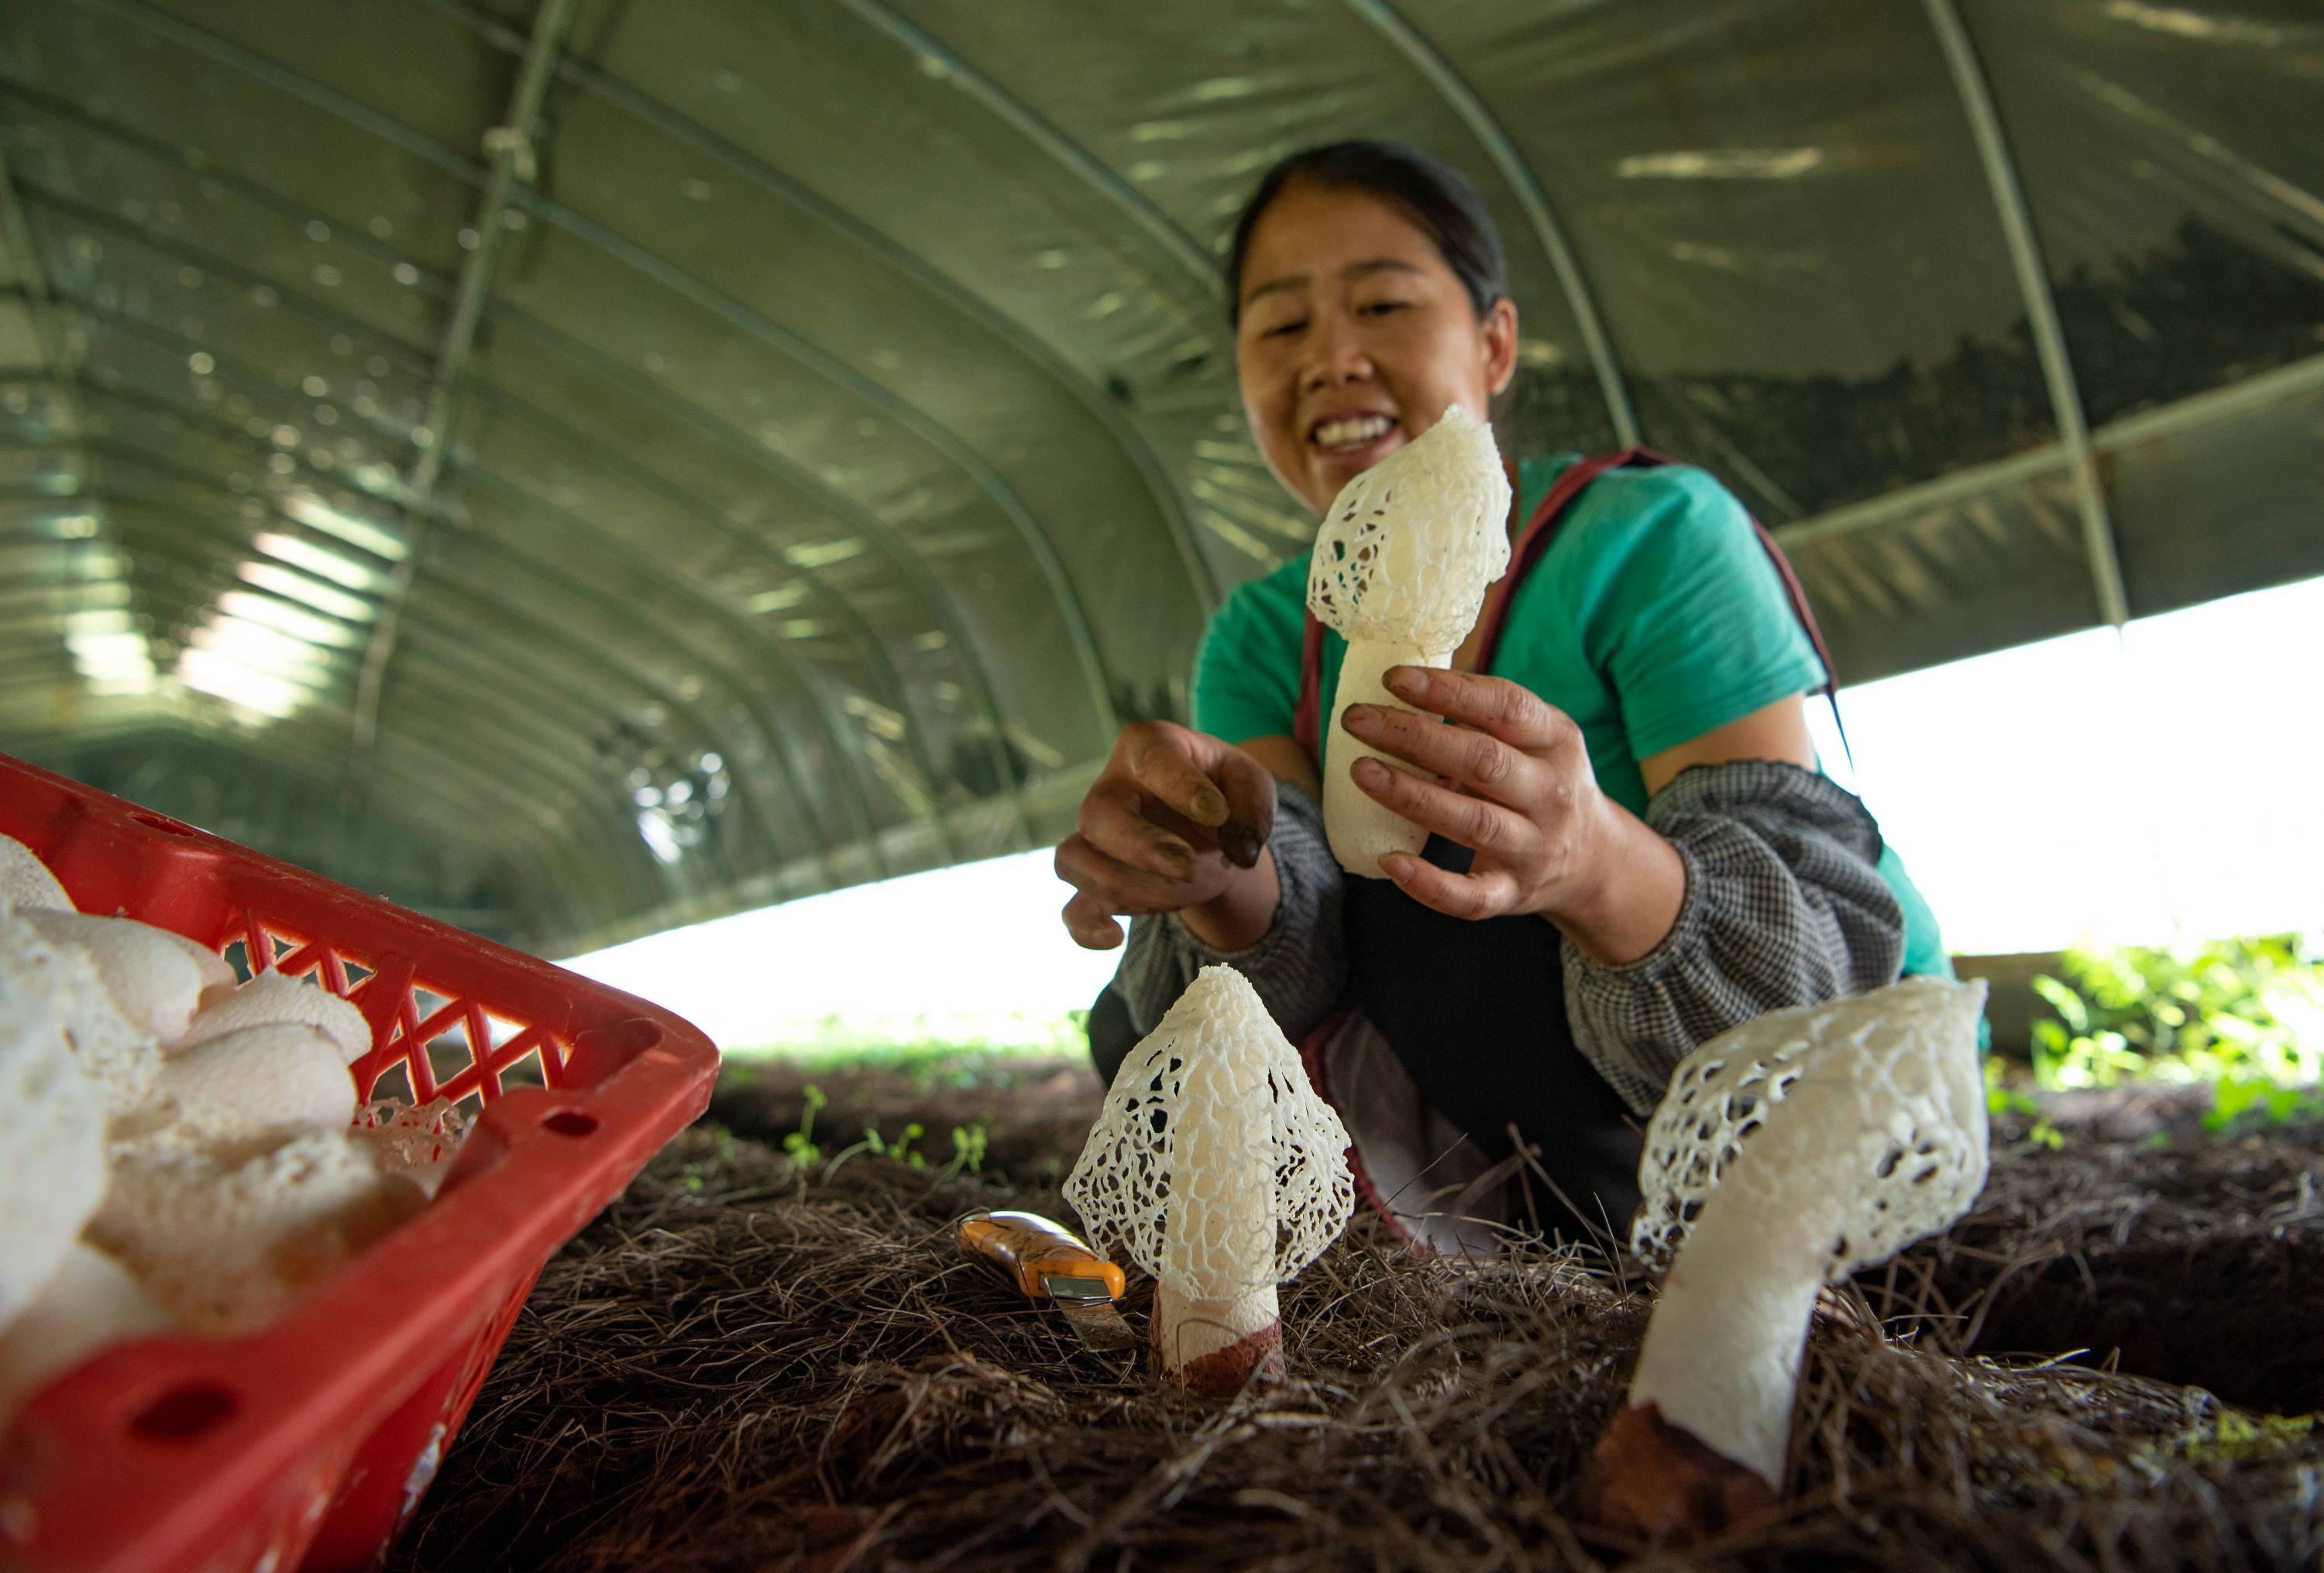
[0,0,2317,950]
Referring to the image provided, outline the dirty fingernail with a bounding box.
[1387,668,1428,697]
[1191,785,1227,823]
[1343,705,1378,733]
[1353,758,1390,789]
[1220,824,1263,868]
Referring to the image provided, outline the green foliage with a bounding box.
[2029,933,2324,1130]
[823,1117,992,1180]
[944,1122,988,1178]
[826,1118,929,1176]
[858,1121,925,1167]
[1982,1061,2040,1121]
[782,1083,827,1166]
[2174,1410,2315,1463]
[1982,1060,2062,1148]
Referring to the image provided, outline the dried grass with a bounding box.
[392,1087,2324,1573]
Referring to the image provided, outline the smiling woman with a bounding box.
[1057,140,1951,1239]
[1227,143,1517,518]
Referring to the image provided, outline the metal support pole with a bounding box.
[0,144,132,695]
[1923,0,2131,627]
[352,0,576,757]
[1344,0,1639,448]
[833,0,1218,297]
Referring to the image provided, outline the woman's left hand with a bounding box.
[1339,665,1614,922]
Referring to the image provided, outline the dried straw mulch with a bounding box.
[390,1071,2324,1573]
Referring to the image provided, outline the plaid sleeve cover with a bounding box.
[1564,760,1906,1113]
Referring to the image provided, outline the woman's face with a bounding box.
[1235,180,1518,518]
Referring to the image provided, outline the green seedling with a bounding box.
[782,1083,828,1167]
[944,1121,988,1178]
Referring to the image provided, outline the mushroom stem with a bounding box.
[1152,1281,1283,1396]
[1322,637,1446,877]
[1588,1161,1844,1544]
[1590,977,1992,1546]
[1623,1178,1836,1489]
[1156,1007,1282,1394]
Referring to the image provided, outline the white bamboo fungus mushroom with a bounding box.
[153,930,238,1011]
[0,836,71,912]
[1064,966,1353,1395]
[24,922,162,1118]
[180,969,373,1065]
[0,841,441,1357]
[0,1244,174,1427]
[0,914,109,1327]
[18,908,204,1045]
[90,1128,424,1335]
[1306,404,1511,876]
[1587,977,1989,1543]
[157,1022,358,1145]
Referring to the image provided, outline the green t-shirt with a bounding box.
[1192,453,1952,981]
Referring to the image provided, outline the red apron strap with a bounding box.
[1290,448,1846,774]
[1471,448,1648,669]
[1292,614,1329,769]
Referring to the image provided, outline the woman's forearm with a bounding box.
[1559,761,1909,1114]
[1178,849,1281,951]
[1547,798,1687,967]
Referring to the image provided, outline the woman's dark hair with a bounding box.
[1224,140,1506,326]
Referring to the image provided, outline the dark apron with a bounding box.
[1290,448,1846,1236]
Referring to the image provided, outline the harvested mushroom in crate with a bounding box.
[0,833,473,1421]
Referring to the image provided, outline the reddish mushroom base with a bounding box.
[1157,1315,1284,1398]
[1580,1400,1780,1547]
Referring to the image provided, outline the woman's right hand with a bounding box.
[1056,722,1278,951]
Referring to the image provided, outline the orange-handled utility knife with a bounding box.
[957,1210,1136,1351]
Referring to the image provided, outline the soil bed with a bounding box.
[391,1061,2324,1572]
[1899,1086,2324,1415]
[706,1053,1103,1190]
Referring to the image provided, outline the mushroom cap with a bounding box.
[91,1127,419,1335]
[0,836,71,912]
[9,912,163,1118]
[181,969,373,1064]
[1631,976,1990,1278]
[0,914,110,1327]
[0,1243,175,1427]
[18,908,204,1045]
[153,929,238,1006]
[1305,404,1512,653]
[1063,965,1353,1298]
[157,1022,358,1144]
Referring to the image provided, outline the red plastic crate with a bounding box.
[0,753,720,1572]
